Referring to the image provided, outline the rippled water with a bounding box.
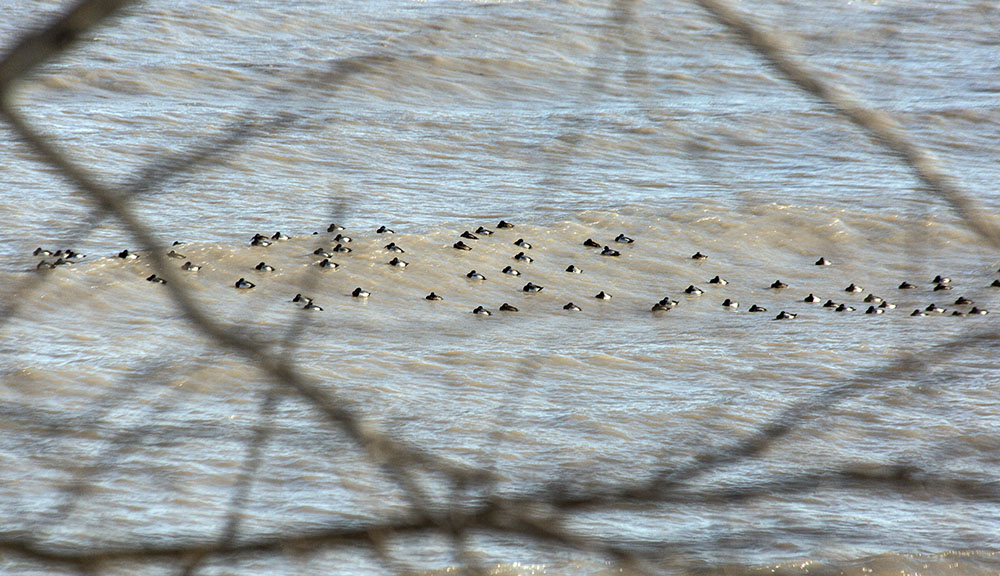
[1,1,999,574]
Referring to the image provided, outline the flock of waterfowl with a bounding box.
[31,219,999,320]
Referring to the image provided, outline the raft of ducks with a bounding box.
[30,220,999,321]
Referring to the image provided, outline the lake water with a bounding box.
[1,1,999,574]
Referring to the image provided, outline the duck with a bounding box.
[497,220,515,229]
[844,283,863,293]
[615,234,634,244]
[466,270,486,280]
[425,292,443,301]
[775,311,797,320]
[327,223,345,232]
[376,225,394,234]
[522,282,544,292]
[461,231,479,240]
[565,264,583,274]
[475,226,493,236]
[815,257,832,266]
[146,274,167,284]
[352,287,370,298]
[332,243,351,253]
[514,238,532,249]
[303,302,323,311]
[181,261,201,272]
[563,302,581,311]
[601,246,620,257]
[651,297,677,311]
[502,265,521,276]
[271,231,290,241]
[250,234,271,247]
[384,242,405,253]
[317,259,339,269]
[803,293,821,303]
[499,303,519,312]
[388,257,408,268]
[255,262,275,272]
[708,275,728,285]
[691,251,707,260]
[514,252,533,262]
[453,241,472,251]
[473,305,492,315]
[594,291,612,300]
[166,250,185,259]
[722,298,738,309]
[583,238,602,248]
[898,281,916,289]
[748,304,767,313]
[234,278,255,289]
[770,280,788,289]
[684,285,704,295]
